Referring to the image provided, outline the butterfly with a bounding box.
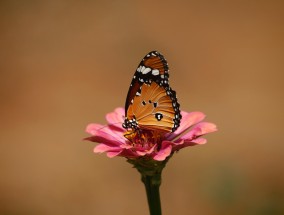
[122,51,182,134]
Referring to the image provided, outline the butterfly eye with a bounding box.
[124,51,181,133]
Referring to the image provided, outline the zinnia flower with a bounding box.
[85,107,217,161]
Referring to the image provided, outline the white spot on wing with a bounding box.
[141,67,151,74]
[137,66,142,72]
[152,69,159,75]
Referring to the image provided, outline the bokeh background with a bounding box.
[1,1,284,214]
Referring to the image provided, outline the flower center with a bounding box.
[124,130,164,149]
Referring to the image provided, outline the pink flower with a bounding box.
[85,107,217,161]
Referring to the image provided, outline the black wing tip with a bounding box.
[144,50,164,58]
[150,50,160,54]
[143,50,168,68]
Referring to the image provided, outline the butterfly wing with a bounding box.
[127,82,177,132]
[123,51,181,132]
[125,51,169,110]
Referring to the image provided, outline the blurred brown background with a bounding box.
[1,1,284,214]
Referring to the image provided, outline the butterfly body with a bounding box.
[123,51,181,134]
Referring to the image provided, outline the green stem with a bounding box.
[127,157,172,215]
[142,175,162,215]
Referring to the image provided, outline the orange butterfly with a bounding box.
[123,51,181,134]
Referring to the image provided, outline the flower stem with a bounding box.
[142,174,162,215]
[127,157,172,215]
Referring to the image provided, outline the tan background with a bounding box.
[1,1,284,214]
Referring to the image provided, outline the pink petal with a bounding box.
[167,111,206,140]
[86,123,105,135]
[172,137,207,151]
[105,107,125,131]
[181,122,217,140]
[120,144,133,149]
[136,151,147,156]
[106,150,123,158]
[189,137,207,145]
[147,145,156,154]
[197,122,217,134]
[85,123,127,146]
[93,144,121,153]
[153,141,173,161]
[183,137,207,146]
[136,145,156,156]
